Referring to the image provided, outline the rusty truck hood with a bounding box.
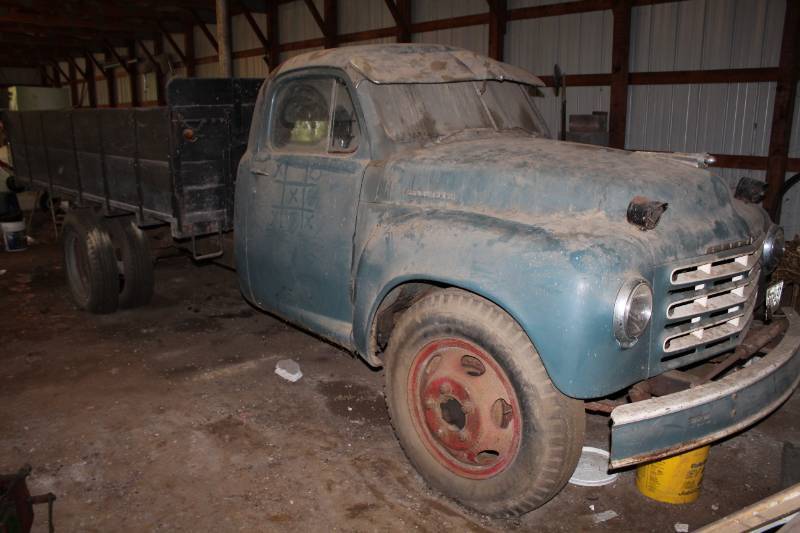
[375,134,768,262]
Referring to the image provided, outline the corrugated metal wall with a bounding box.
[59,0,795,235]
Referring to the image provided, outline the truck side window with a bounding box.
[271,78,333,153]
[329,80,360,153]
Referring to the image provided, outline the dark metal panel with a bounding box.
[41,110,79,192]
[167,77,262,238]
[21,112,49,187]
[2,78,262,239]
[100,109,139,207]
[72,111,106,200]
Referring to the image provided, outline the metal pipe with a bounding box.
[216,0,232,77]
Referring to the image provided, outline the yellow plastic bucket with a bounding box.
[636,446,710,504]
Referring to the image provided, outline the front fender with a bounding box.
[352,206,656,399]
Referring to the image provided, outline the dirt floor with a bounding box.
[1,223,799,532]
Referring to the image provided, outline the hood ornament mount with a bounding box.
[627,196,668,231]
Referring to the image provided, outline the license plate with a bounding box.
[766,280,784,313]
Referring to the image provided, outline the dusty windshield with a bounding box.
[364,80,550,143]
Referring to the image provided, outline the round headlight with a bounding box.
[762,225,785,273]
[613,279,653,348]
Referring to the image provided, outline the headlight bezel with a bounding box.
[613,278,653,348]
[762,225,785,273]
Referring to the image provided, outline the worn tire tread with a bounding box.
[106,217,154,309]
[384,288,585,517]
[62,211,119,314]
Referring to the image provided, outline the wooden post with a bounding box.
[764,0,800,220]
[85,54,97,107]
[190,9,219,53]
[184,22,196,77]
[153,36,166,105]
[39,66,50,86]
[324,0,338,49]
[52,64,61,87]
[608,0,631,149]
[216,0,233,77]
[397,0,411,42]
[267,0,280,71]
[384,0,410,43]
[128,41,141,107]
[68,60,79,107]
[104,51,118,108]
[488,0,507,61]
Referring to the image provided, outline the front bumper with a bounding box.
[610,308,800,469]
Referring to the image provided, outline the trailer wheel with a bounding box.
[105,217,154,309]
[384,288,585,517]
[62,211,119,314]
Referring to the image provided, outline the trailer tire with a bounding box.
[62,211,119,314]
[106,217,154,309]
[384,288,585,517]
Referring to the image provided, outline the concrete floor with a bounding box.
[2,227,798,532]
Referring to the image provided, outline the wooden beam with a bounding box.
[395,0,411,43]
[52,60,70,82]
[710,154,800,174]
[83,51,105,74]
[158,21,188,63]
[216,0,233,77]
[128,41,141,107]
[538,73,612,87]
[239,0,268,49]
[303,0,328,38]
[104,51,118,108]
[324,0,337,48]
[105,41,133,74]
[487,0,507,61]
[608,0,631,149]
[137,40,161,73]
[52,64,61,87]
[764,0,800,220]
[66,56,87,80]
[68,60,79,107]
[190,8,219,53]
[84,52,97,107]
[0,12,151,32]
[383,0,409,42]
[39,65,48,86]
[266,0,280,70]
[630,67,781,85]
[184,21,196,76]
[412,13,488,34]
[154,36,166,106]
[508,0,611,21]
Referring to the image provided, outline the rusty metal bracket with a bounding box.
[190,230,224,261]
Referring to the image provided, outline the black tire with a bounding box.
[105,217,154,309]
[62,210,119,314]
[385,288,585,517]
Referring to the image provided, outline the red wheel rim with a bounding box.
[407,338,522,479]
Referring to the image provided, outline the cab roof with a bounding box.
[273,43,545,87]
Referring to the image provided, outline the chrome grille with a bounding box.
[662,243,761,358]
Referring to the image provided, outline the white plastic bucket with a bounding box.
[1,220,27,252]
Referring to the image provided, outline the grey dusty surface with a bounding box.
[1,225,799,532]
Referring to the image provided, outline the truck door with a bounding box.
[242,74,368,346]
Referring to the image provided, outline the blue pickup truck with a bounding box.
[4,43,799,517]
